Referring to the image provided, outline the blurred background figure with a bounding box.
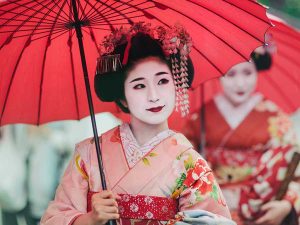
[180,46,300,225]
[0,113,121,225]
[0,125,28,225]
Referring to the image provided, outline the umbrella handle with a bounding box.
[275,152,300,200]
[71,1,117,224]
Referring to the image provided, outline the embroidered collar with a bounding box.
[120,123,175,168]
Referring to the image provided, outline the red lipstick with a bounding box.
[147,106,164,112]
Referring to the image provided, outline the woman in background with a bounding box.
[182,47,300,225]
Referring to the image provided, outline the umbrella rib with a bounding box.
[0,0,57,28]
[88,1,150,24]
[187,0,266,43]
[274,36,300,51]
[261,74,297,111]
[130,0,259,62]
[3,0,69,24]
[31,28,69,42]
[37,0,69,125]
[67,7,80,119]
[276,30,300,40]
[88,0,122,18]
[88,5,154,25]
[68,30,80,120]
[0,42,28,125]
[0,7,55,124]
[79,6,102,56]
[81,0,110,20]
[86,0,146,26]
[81,26,112,31]
[36,0,70,24]
[279,52,300,67]
[223,0,270,24]
[80,0,118,30]
[0,25,66,33]
[89,15,148,26]
[2,27,66,41]
[77,0,92,22]
[50,0,72,23]
[0,16,59,26]
[127,9,224,76]
[150,1,254,61]
[64,0,75,22]
[79,0,89,20]
[274,63,300,86]
[0,1,68,45]
[4,20,68,41]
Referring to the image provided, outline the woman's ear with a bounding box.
[120,99,128,108]
[116,99,130,113]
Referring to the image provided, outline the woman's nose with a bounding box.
[235,76,245,87]
[148,85,159,103]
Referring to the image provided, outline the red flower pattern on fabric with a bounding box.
[193,172,215,195]
[183,158,211,188]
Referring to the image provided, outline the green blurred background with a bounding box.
[259,0,300,28]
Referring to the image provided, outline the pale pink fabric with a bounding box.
[41,124,231,225]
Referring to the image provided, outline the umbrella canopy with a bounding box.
[0,0,271,126]
[169,15,300,132]
[184,15,300,116]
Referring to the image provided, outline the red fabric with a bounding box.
[0,0,270,125]
[87,192,177,221]
[238,145,295,220]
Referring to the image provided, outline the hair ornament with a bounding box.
[97,22,193,116]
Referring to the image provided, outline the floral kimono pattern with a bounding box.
[182,94,300,224]
[41,123,233,225]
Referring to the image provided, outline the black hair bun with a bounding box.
[251,51,272,71]
[94,71,123,102]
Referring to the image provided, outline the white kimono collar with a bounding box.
[119,123,175,168]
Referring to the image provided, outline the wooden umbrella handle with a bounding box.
[275,152,300,200]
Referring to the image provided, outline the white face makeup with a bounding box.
[220,61,258,105]
[123,57,176,125]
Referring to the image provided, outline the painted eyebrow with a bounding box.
[129,71,169,83]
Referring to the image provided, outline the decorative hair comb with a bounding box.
[96,22,193,117]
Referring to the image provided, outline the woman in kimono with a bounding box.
[182,48,300,225]
[40,23,235,225]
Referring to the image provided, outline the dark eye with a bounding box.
[158,78,169,85]
[226,71,236,77]
[133,84,145,89]
[243,69,252,76]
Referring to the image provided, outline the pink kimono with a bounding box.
[41,123,233,225]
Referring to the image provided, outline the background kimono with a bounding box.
[41,123,234,225]
[182,92,300,224]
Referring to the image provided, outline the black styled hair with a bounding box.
[94,32,194,113]
[251,51,272,71]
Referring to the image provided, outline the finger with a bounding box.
[94,211,120,220]
[101,205,119,214]
[93,198,118,207]
[115,194,121,200]
[254,213,271,225]
[98,190,115,199]
[260,202,273,211]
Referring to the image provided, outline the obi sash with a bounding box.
[87,192,177,221]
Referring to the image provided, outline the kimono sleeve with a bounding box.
[40,139,92,225]
[172,149,231,220]
[239,145,300,220]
